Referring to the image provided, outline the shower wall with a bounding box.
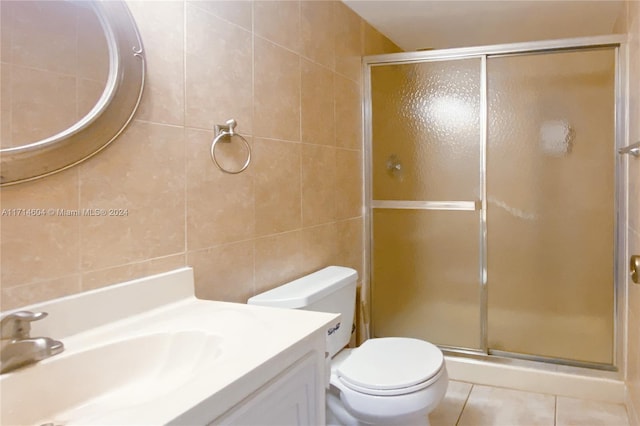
[369,45,617,366]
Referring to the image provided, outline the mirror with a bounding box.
[0,0,145,186]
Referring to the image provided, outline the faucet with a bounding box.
[0,311,64,374]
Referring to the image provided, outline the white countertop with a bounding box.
[1,268,339,425]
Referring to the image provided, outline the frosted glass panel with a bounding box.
[371,59,481,201]
[372,209,481,350]
[486,49,615,364]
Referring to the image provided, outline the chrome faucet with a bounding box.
[0,311,64,374]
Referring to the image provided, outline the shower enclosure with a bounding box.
[365,36,626,369]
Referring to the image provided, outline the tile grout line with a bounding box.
[182,0,188,262]
[297,0,304,234]
[250,0,256,297]
[250,0,258,297]
[455,384,474,426]
[554,395,558,426]
[74,7,82,290]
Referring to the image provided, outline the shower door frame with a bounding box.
[363,35,628,374]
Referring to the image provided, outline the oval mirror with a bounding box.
[0,0,145,186]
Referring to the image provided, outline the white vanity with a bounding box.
[0,268,339,425]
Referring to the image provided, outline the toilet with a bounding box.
[247,266,448,426]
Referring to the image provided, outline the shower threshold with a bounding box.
[441,348,625,404]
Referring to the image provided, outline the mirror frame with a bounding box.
[0,1,145,186]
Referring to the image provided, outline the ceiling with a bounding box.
[344,1,627,51]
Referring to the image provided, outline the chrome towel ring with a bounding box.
[210,119,251,174]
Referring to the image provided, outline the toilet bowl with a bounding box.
[327,338,448,425]
[247,266,448,425]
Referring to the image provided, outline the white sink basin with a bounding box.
[1,331,223,426]
[0,268,338,425]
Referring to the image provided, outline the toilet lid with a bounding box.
[337,337,444,391]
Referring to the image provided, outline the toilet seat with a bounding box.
[336,337,445,397]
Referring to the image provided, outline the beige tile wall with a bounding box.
[627,0,640,423]
[0,1,401,310]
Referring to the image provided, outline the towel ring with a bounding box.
[210,119,251,174]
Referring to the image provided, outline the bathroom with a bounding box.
[0,0,638,425]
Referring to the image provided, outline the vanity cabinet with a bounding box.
[166,306,333,426]
[213,352,321,425]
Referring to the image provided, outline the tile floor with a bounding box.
[428,381,631,426]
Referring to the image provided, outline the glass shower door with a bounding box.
[370,58,483,350]
[486,48,616,365]
[368,42,618,368]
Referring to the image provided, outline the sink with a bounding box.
[0,267,338,424]
[0,331,223,426]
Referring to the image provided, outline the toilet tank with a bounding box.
[247,266,357,358]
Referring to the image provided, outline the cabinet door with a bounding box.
[213,353,320,425]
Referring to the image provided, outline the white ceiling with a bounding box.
[344,1,627,51]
